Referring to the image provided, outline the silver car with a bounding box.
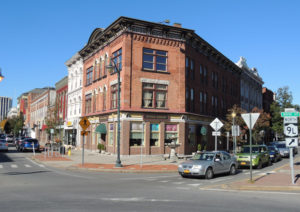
[0,139,8,151]
[178,151,238,179]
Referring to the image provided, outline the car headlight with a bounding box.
[192,165,202,169]
[252,155,257,159]
[178,164,183,168]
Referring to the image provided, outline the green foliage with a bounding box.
[5,113,24,136]
[97,143,105,151]
[197,144,202,151]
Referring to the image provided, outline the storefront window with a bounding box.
[165,124,178,144]
[130,122,144,146]
[188,125,196,146]
[150,123,159,146]
[108,123,114,145]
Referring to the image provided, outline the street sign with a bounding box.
[241,113,260,130]
[281,112,300,117]
[210,118,223,131]
[79,117,91,130]
[284,117,298,124]
[284,124,298,137]
[286,138,298,147]
[231,125,240,137]
[212,131,221,136]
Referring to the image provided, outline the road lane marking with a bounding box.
[172,182,184,185]
[158,180,169,183]
[188,183,202,187]
[24,164,32,168]
[11,164,18,168]
[0,165,3,168]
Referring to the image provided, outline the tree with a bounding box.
[5,113,24,136]
[45,104,60,142]
[251,107,271,143]
[270,86,294,140]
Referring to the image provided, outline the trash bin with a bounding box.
[60,146,65,155]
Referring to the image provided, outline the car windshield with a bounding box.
[192,153,215,161]
[277,144,286,148]
[268,146,276,151]
[241,147,260,153]
[0,139,6,143]
[26,139,38,143]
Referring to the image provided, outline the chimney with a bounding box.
[173,23,182,28]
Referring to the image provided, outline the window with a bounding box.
[108,123,114,145]
[94,61,98,81]
[186,88,190,112]
[190,88,194,112]
[150,123,159,146]
[103,87,107,111]
[93,93,96,112]
[143,48,167,72]
[188,125,196,145]
[111,84,120,109]
[165,124,178,144]
[212,72,218,89]
[112,49,122,73]
[191,59,195,80]
[203,66,208,85]
[142,83,167,109]
[185,57,189,78]
[99,58,103,79]
[85,94,92,114]
[130,122,144,146]
[86,67,93,86]
[104,55,108,76]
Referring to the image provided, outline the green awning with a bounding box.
[95,124,107,134]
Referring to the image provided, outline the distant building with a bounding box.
[262,87,274,114]
[0,96,12,121]
[7,107,18,119]
[65,53,83,147]
[55,76,68,143]
[30,88,56,144]
[236,57,263,112]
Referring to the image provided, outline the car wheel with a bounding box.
[205,168,214,180]
[229,165,236,175]
[257,160,262,169]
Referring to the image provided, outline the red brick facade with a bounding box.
[79,17,241,155]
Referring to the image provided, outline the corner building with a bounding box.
[79,17,241,155]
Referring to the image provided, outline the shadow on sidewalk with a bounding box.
[295,174,300,183]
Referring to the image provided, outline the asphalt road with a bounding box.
[1,147,300,212]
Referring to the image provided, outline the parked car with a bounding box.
[178,151,238,179]
[273,142,290,158]
[236,145,271,169]
[5,134,14,143]
[267,146,281,162]
[0,138,8,152]
[15,137,30,151]
[19,138,40,152]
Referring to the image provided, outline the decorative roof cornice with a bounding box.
[65,52,82,67]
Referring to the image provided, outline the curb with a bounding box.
[66,166,178,173]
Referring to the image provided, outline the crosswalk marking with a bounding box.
[24,164,32,168]
[188,183,202,187]
[0,165,3,168]
[158,180,169,183]
[38,164,45,168]
[11,164,18,168]
[172,182,184,185]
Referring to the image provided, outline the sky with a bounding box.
[0,0,299,107]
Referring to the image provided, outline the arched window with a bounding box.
[103,87,107,111]
[104,54,108,76]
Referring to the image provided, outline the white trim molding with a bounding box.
[140,78,170,85]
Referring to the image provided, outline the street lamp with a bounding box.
[232,112,237,154]
[106,58,122,167]
[0,68,4,82]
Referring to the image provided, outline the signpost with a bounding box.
[210,118,223,151]
[241,113,260,182]
[79,117,91,166]
[281,108,299,184]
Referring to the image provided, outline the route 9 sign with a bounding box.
[284,124,298,137]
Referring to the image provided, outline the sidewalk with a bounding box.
[32,149,179,173]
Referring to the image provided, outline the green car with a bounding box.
[236,145,271,169]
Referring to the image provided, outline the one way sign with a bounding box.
[286,138,298,147]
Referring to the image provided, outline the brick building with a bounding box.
[30,88,56,144]
[262,87,274,114]
[55,76,68,143]
[78,17,241,155]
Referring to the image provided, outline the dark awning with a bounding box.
[95,124,106,134]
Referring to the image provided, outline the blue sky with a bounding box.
[0,0,299,107]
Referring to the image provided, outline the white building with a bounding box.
[236,57,263,112]
[7,107,18,119]
[65,53,83,147]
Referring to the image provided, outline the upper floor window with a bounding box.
[111,84,121,109]
[112,49,122,73]
[85,94,92,114]
[142,83,167,109]
[104,55,108,76]
[86,67,93,86]
[143,48,167,72]
[99,58,103,79]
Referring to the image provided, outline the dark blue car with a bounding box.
[19,138,40,152]
[267,146,281,162]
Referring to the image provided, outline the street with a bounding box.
[0,146,300,212]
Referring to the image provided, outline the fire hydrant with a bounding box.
[68,147,71,156]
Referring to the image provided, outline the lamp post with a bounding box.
[0,68,4,82]
[106,58,122,167]
[232,112,237,154]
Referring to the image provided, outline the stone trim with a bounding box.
[140,78,169,85]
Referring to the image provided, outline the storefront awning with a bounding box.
[95,124,106,134]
